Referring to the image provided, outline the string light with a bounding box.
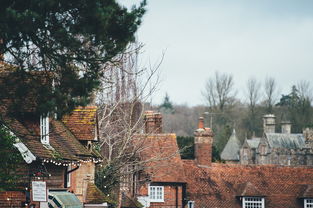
[40,157,103,166]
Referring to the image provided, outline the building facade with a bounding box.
[131,112,313,208]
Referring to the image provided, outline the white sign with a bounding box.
[32,181,47,202]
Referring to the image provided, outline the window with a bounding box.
[188,201,195,208]
[40,114,49,144]
[242,197,265,208]
[149,186,164,202]
[305,199,313,208]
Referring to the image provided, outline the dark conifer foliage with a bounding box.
[0,0,146,116]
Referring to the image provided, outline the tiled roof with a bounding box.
[183,162,313,208]
[62,106,98,141]
[85,183,111,204]
[0,105,96,162]
[266,133,305,149]
[121,193,143,208]
[246,137,261,149]
[301,185,313,198]
[221,129,241,161]
[138,134,186,183]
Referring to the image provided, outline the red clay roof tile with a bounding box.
[62,106,98,141]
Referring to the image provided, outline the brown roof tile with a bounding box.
[62,106,98,141]
[183,162,313,208]
[85,183,109,204]
[0,105,96,162]
[137,133,186,183]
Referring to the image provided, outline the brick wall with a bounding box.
[138,184,184,208]
[0,191,25,208]
[70,162,95,202]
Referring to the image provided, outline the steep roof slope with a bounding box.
[62,106,98,141]
[183,161,313,208]
[221,129,241,161]
[246,137,261,149]
[0,105,97,164]
[138,133,186,183]
[266,133,305,149]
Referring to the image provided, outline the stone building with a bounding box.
[222,114,313,166]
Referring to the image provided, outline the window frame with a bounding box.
[149,185,164,202]
[242,196,265,208]
[40,114,49,145]
[305,198,313,208]
[187,201,195,208]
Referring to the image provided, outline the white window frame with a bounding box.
[242,197,265,208]
[305,199,313,208]
[40,114,49,145]
[149,186,164,202]
[187,201,195,208]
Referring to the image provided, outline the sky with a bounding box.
[119,0,313,106]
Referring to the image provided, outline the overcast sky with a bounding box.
[120,0,313,106]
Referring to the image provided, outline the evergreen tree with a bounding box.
[0,124,23,190]
[277,85,313,132]
[0,0,146,116]
[159,93,174,113]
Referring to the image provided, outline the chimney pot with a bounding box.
[194,117,213,167]
[263,114,276,134]
[198,117,204,129]
[281,121,291,134]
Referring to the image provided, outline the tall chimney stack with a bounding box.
[194,117,214,167]
[281,121,291,134]
[263,114,276,134]
[144,111,162,134]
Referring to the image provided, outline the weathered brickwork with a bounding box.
[0,191,25,208]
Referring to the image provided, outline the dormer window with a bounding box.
[242,197,265,208]
[304,199,313,208]
[40,114,49,145]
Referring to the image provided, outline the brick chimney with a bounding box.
[281,121,291,134]
[263,114,276,134]
[194,117,214,167]
[144,111,162,134]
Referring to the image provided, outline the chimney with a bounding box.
[194,117,214,167]
[304,128,313,143]
[144,111,162,134]
[263,114,276,134]
[281,121,291,134]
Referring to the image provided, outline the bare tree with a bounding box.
[297,80,313,103]
[95,42,172,200]
[244,77,262,138]
[203,71,236,112]
[264,77,279,113]
[246,77,261,114]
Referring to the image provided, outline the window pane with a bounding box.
[305,199,313,208]
[149,186,163,202]
[243,197,264,208]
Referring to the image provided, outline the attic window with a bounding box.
[187,201,195,208]
[242,197,264,208]
[305,199,313,208]
[40,114,49,145]
[149,186,164,202]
